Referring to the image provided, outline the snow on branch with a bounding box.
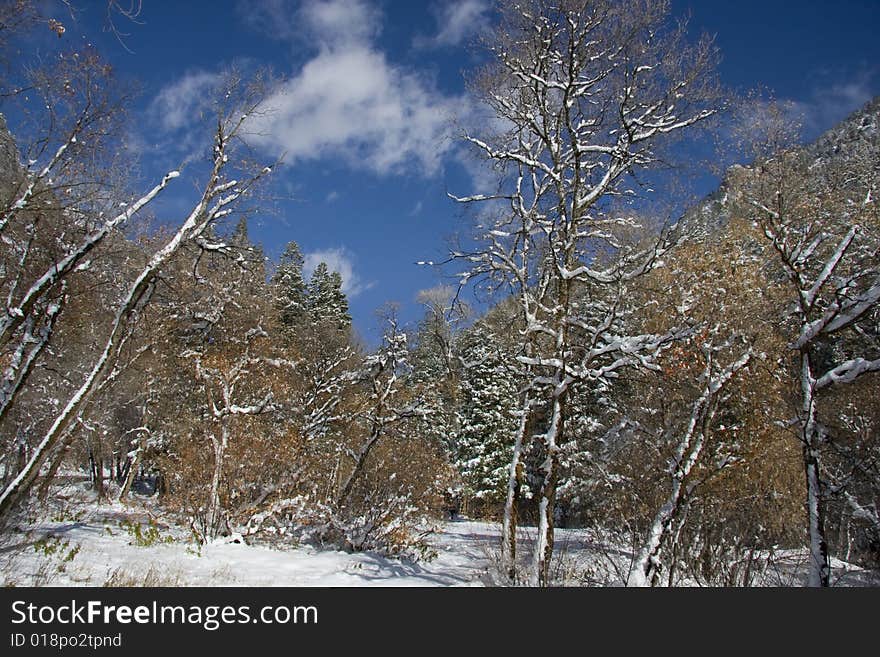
[0,96,272,519]
[796,275,880,348]
[0,169,180,348]
[815,357,880,389]
[628,346,752,586]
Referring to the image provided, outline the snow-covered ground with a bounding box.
[2,499,877,587]
[0,501,500,587]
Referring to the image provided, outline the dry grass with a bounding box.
[102,565,185,587]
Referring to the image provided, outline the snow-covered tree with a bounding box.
[408,286,466,455]
[454,320,520,510]
[451,0,719,585]
[627,341,752,586]
[337,316,424,504]
[732,102,880,586]
[0,50,150,432]
[140,225,312,540]
[0,75,273,522]
[272,240,309,329]
[307,262,351,330]
[184,329,278,542]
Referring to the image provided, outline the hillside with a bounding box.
[676,95,880,241]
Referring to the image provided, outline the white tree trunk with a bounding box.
[800,351,830,587]
[500,393,530,583]
[628,348,751,586]
[531,394,563,587]
[205,425,228,540]
[117,449,140,502]
[0,122,262,521]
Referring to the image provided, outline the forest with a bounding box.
[0,0,878,587]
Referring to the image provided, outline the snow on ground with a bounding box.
[0,502,502,587]
[1,498,877,587]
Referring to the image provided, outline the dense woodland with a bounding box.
[0,0,878,586]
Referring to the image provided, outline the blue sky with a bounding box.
[11,0,880,343]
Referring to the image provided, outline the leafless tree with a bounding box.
[0,76,274,523]
[733,102,880,586]
[628,341,751,585]
[451,0,719,585]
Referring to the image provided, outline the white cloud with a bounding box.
[150,70,223,133]
[237,0,469,177]
[249,46,463,175]
[791,75,875,139]
[299,0,380,47]
[303,246,374,297]
[239,0,379,45]
[415,0,491,49]
[152,1,478,179]
[325,190,340,202]
[251,60,465,174]
[142,70,228,164]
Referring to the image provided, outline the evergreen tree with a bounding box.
[271,241,308,328]
[231,216,250,246]
[307,262,351,330]
[408,287,463,455]
[228,217,267,298]
[453,322,519,509]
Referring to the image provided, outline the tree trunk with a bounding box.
[628,349,750,586]
[37,431,75,501]
[117,450,140,502]
[500,393,530,584]
[531,395,563,587]
[205,424,228,541]
[532,453,559,587]
[800,351,830,587]
[337,429,381,505]
[501,333,537,585]
[0,300,62,426]
[803,447,830,586]
[16,437,27,479]
[95,456,105,498]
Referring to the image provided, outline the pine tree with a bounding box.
[408,287,463,455]
[271,241,308,328]
[231,216,250,246]
[453,322,519,510]
[307,262,351,330]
